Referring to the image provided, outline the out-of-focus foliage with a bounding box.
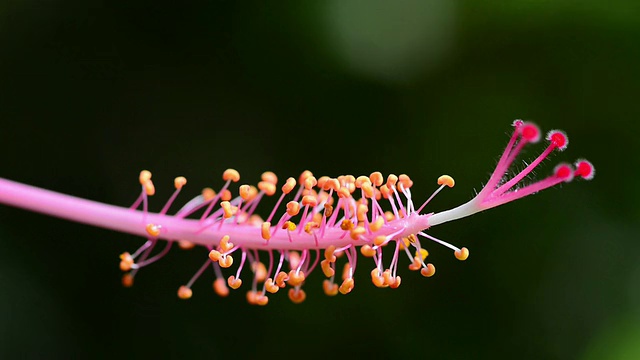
[0,1,637,359]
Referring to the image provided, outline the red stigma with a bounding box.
[521,123,541,143]
[574,160,595,180]
[547,130,568,151]
[554,163,574,181]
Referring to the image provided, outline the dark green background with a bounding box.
[0,1,637,359]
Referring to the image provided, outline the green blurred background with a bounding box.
[0,1,637,359]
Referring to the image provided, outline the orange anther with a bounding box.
[350,226,365,240]
[258,181,276,196]
[219,189,231,201]
[261,222,272,241]
[455,247,469,261]
[219,235,234,252]
[288,288,306,304]
[407,234,417,244]
[139,170,152,184]
[222,169,240,182]
[409,256,422,271]
[209,250,222,262]
[371,268,387,288]
[304,176,317,190]
[437,175,455,188]
[357,204,368,223]
[421,263,436,277]
[173,176,187,190]
[177,286,193,299]
[360,245,376,257]
[382,269,394,285]
[324,204,333,217]
[287,270,306,287]
[286,201,300,216]
[119,252,134,271]
[380,185,391,199]
[324,245,336,261]
[398,174,413,190]
[282,221,297,231]
[317,176,330,189]
[239,184,251,200]
[369,217,384,232]
[337,187,351,199]
[323,279,339,296]
[247,214,263,226]
[321,259,335,278]
[202,187,216,201]
[384,211,396,221]
[246,291,257,305]
[227,275,242,289]
[275,271,288,288]
[373,235,387,246]
[390,276,401,289]
[178,240,195,250]
[145,223,161,237]
[255,293,269,306]
[417,248,429,261]
[342,263,351,281]
[301,195,318,207]
[340,219,354,231]
[261,171,278,185]
[369,172,383,187]
[386,174,398,189]
[304,222,319,234]
[325,178,340,191]
[265,278,279,294]
[355,176,371,188]
[220,201,233,218]
[299,170,313,185]
[362,183,374,198]
[121,273,134,288]
[143,180,155,196]
[252,262,268,282]
[339,278,354,295]
[282,177,296,194]
[213,278,229,297]
[219,255,234,268]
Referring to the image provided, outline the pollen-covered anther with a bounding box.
[369,171,383,187]
[455,247,469,261]
[417,248,429,261]
[371,269,388,288]
[219,255,234,268]
[119,252,134,271]
[437,175,455,188]
[220,189,232,201]
[227,275,242,289]
[324,204,333,217]
[287,270,306,287]
[373,235,387,247]
[323,279,339,296]
[275,271,288,288]
[239,185,252,200]
[178,240,195,250]
[386,174,398,189]
[304,222,319,234]
[547,130,568,151]
[350,226,365,240]
[521,122,541,143]
[337,187,351,199]
[219,235,234,252]
[389,276,401,289]
[340,219,354,231]
[301,195,318,207]
[407,234,417,244]
[398,174,413,190]
[222,169,240,182]
[379,185,391,199]
[321,259,335,277]
[324,245,337,261]
[299,170,313,185]
[251,262,267,282]
[324,178,340,191]
[258,181,276,196]
[282,177,296,194]
[286,201,300,216]
[254,292,269,306]
[220,201,234,218]
[177,286,193,300]
[360,245,376,257]
[282,221,296,231]
[208,250,222,262]
[574,159,595,180]
[261,171,278,185]
[288,288,306,304]
[369,217,384,232]
[261,222,271,240]
[356,204,368,223]
[121,273,134,288]
[408,257,422,271]
[213,278,229,297]
[554,163,575,182]
[202,187,216,201]
[339,278,354,294]
[145,223,161,237]
[139,170,152,184]
[421,263,436,277]
[265,278,279,293]
[304,176,317,190]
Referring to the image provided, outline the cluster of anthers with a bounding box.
[114,120,594,305]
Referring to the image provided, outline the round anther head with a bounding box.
[554,163,574,182]
[177,286,193,299]
[222,169,240,182]
[574,159,595,180]
[547,130,568,151]
[521,122,541,143]
[437,175,455,188]
[174,176,187,189]
[455,247,469,261]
